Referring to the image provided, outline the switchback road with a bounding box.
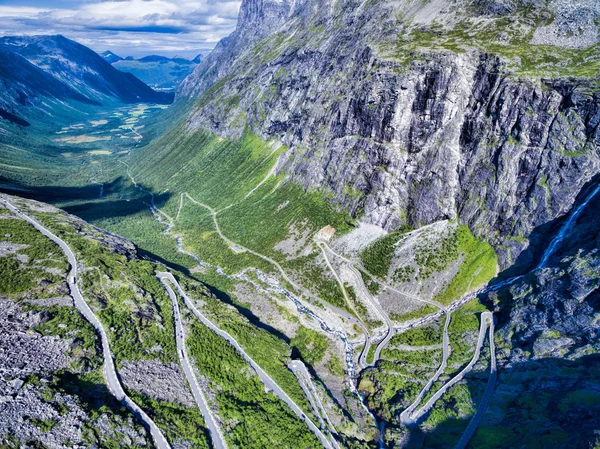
[158,276,227,449]
[407,312,494,425]
[0,196,171,449]
[158,272,334,449]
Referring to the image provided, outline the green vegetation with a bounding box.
[78,256,179,365]
[446,302,488,372]
[559,390,600,412]
[360,229,409,278]
[418,382,477,448]
[95,206,197,271]
[129,127,284,210]
[29,418,58,432]
[365,344,377,365]
[129,391,210,449]
[285,254,347,309]
[422,383,475,428]
[465,364,600,449]
[434,226,497,305]
[0,215,67,294]
[392,265,415,283]
[390,322,442,346]
[359,348,442,420]
[291,326,329,365]
[325,354,345,376]
[186,320,321,448]
[345,282,369,320]
[414,227,461,281]
[389,16,600,78]
[178,276,315,416]
[33,304,100,364]
[219,178,352,258]
[359,269,380,295]
[174,198,274,275]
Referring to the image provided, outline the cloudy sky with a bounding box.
[0,0,242,58]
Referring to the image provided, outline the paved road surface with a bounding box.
[454,315,496,449]
[0,197,171,449]
[159,276,227,449]
[158,272,333,449]
[408,312,494,425]
[289,360,341,449]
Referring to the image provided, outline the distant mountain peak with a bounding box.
[0,35,172,119]
[101,50,123,63]
[192,54,203,64]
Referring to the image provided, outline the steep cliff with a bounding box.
[176,0,600,270]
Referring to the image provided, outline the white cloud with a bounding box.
[0,0,241,57]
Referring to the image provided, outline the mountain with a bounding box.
[0,0,598,447]
[0,48,98,126]
[138,54,171,63]
[0,35,172,124]
[112,55,198,91]
[0,192,328,449]
[100,50,123,63]
[192,54,203,64]
[158,0,598,445]
[176,0,600,271]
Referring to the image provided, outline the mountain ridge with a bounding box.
[0,34,172,124]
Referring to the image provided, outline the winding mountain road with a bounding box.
[455,314,496,449]
[319,243,411,364]
[289,360,341,449]
[182,193,372,369]
[158,276,228,449]
[406,312,494,425]
[0,197,171,449]
[319,243,451,399]
[157,272,334,449]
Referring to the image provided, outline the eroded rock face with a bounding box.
[497,191,600,362]
[177,0,599,270]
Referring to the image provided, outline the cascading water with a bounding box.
[252,270,385,448]
[130,174,600,449]
[537,183,600,269]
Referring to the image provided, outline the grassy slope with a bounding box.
[186,317,321,448]
[25,207,211,448]
[125,120,355,312]
[360,224,498,306]
[26,199,328,448]
[384,11,600,78]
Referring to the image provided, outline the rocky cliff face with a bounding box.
[177,0,600,270]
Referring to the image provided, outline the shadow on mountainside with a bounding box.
[0,176,173,223]
[399,353,600,449]
[399,178,600,449]
[200,280,292,344]
[490,174,600,286]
